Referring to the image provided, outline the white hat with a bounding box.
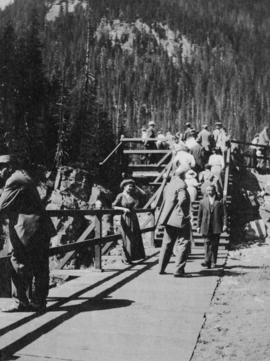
[148,120,156,126]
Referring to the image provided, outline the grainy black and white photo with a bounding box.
[0,0,270,360]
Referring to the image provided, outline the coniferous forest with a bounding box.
[0,0,270,179]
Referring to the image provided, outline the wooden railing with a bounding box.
[0,206,158,297]
[223,146,232,230]
[230,139,270,170]
[99,141,123,167]
[231,139,269,149]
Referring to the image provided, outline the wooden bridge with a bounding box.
[0,137,267,361]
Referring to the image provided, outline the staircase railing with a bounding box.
[223,146,232,230]
[99,141,123,167]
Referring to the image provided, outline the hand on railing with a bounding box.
[123,208,131,216]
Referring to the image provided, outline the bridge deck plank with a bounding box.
[0,247,227,361]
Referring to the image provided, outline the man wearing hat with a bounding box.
[0,155,55,312]
[197,185,226,268]
[158,165,192,277]
[183,122,194,141]
[144,120,157,163]
[197,124,213,155]
[213,122,227,152]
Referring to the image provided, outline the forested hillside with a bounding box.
[0,0,269,178]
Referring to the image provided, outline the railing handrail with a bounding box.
[99,141,123,166]
[222,145,232,231]
[153,161,173,210]
[121,137,173,142]
[0,207,156,257]
[46,208,153,217]
[231,139,270,149]
[123,149,171,154]
[223,147,231,199]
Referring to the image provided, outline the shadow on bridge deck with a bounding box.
[0,246,232,361]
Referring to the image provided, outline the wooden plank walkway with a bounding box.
[0,245,228,361]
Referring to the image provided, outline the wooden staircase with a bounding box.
[153,151,232,251]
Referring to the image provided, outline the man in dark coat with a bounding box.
[158,165,192,277]
[0,155,55,312]
[183,122,193,142]
[144,120,157,163]
[197,185,226,269]
[189,139,205,173]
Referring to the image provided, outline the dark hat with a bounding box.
[185,122,191,127]
[120,178,135,190]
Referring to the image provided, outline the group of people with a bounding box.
[113,161,227,278]
[0,119,269,313]
[112,120,229,276]
[156,122,229,276]
[0,119,229,312]
[141,120,230,164]
[249,126,270,172]
[158,165,226,277]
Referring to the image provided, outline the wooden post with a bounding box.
[94,215,103,271]
[150,210,155,247]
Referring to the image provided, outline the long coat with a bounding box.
[190,142,205,171]
[0,170,55,249]
[197,197,224,236]
[159,176,190,229]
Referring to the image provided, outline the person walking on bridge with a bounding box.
[197,124,213,161]
[158,166,192,277]
[144,120,157,164]
[197,185,226,269]
[0,155,56,313]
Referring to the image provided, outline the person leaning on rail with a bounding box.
[0,154,56,313]
[158,165,192,277]
[112,179,146,265]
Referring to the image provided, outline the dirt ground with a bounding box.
[192,178,270,361]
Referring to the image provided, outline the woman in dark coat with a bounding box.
[112,179,145,264]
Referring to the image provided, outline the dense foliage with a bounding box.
[0,0,269,177]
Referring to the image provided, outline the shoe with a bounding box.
[158,271,166,275]
[1,303,30,313]
[29,302,46,314]
[174,273,193,278]
[173,271,185,277]
[201,262,211,269]
[121,260,133,265]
